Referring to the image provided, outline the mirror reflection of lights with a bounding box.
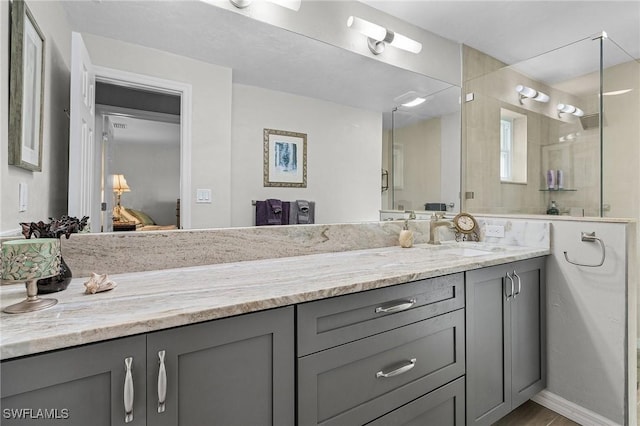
[602,89,632,96]
[559,132,581,142]
[557,103,584,117]
[515,84,549,104]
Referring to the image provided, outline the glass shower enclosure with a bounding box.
[462,33,639,218]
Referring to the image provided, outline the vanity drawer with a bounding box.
[365,377,465,426]
[297,273,463,356]
[298,309,465,426]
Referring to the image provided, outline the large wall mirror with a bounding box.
[59,0,462,232]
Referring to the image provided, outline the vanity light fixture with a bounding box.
[347,16,422,55]
[229,0,251,8]
[557,103,585,117]
[228,0,301,11]
[515,84,549,104]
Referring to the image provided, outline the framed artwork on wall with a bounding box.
[9,0,46,172]
[263,128,307,188]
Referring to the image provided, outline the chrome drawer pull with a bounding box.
[505,273,514,300]
[376,358,417,378]
[124,357,134,423]
[513,270,521,297]
[158,350,167,413]
[375,298,417,314]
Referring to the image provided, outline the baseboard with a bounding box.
[532,390,621,426]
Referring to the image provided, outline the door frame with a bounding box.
[92,66,192,229]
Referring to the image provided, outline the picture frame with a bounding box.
[263,128,307,188]
[9,0,46,172]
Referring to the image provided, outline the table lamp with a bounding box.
[1,238,61,314]
[112,174,131,222]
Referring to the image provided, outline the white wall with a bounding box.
[541,219,636,425]
[1,0,71,234]
[441,111,461,212]
[231,84,382,227]
[81,33,233,229]
[113,133,180,227]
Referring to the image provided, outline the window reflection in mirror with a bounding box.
[500,108,527,184]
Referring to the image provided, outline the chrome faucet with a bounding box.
[428,213,454,245]
[405,210,417,220]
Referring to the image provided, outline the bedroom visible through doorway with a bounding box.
[95,82,181,232]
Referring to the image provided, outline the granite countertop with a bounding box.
[0,242,549,360]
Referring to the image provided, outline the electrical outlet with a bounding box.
[485,225,505,238]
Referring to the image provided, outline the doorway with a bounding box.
[95,83,181,232]
[68,31,193,232]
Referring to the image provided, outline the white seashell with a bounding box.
[84,272,118,294]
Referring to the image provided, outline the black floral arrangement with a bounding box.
[20,215,89,240]
[18,215,89,294]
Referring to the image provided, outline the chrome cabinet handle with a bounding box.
[513,270,521,297]
[375,298,417,314]
[505,273,514,300]
[124,357,134,423]
[158,350,167,413]
[376,358,417,378]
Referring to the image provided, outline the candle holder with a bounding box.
[1,238,61,314]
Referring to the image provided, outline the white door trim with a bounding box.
[92,65,192,229]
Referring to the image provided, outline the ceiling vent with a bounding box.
[113,122,127,129]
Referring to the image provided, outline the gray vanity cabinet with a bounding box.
[465,257,546,426]
[297,274,466,426]
[0,335,147,426]
[145,306,294,426]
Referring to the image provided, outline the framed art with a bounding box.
[9,0,46,172]
[263,128,307,187]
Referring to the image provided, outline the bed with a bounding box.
[117,203,179,231]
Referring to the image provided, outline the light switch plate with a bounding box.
[196,189,212,203]
[19,182,28,212]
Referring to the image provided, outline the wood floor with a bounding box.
[492,400,579,426]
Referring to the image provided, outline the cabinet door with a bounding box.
[510,257,546,407]
[1,335,146,426]
[466,257,546,426]
[465,263,513,426]
[146,307,294,426]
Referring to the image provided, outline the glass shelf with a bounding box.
[539,188,577,192]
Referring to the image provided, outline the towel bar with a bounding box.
[563,231,605,267]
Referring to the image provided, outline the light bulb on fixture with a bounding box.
[402,97,426,107]
[557,103,584,117]
[228,0,301,11]
[347,16,422,55]
[515,84,549,103]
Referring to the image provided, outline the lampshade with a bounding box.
[112,174,131,193]
[2,238,61,313]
